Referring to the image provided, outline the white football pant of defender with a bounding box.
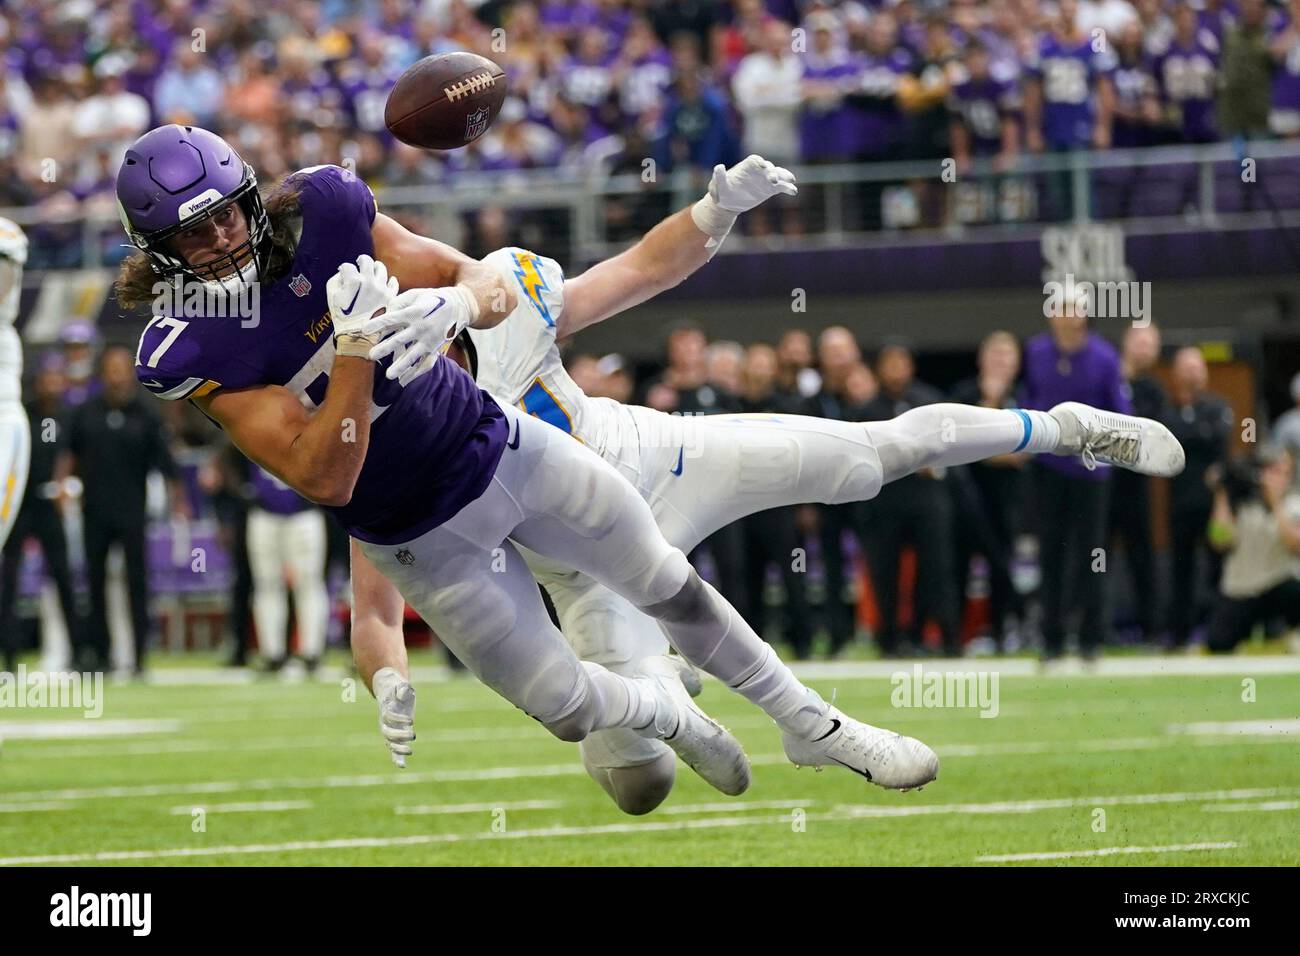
[356,158,1186,811]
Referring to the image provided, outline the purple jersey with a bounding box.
[337,62,405,134]
[134,165,507,545]
[251,464,311,516]
[1029,33,1116,148]
[1271,15,1300,112]
[1112,60,1158,147]
[800,52,860,161]
[1152,34,1220,141]
[948,75,1019,155]
[848,49,914,156]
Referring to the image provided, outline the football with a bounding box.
[384,51,508,151]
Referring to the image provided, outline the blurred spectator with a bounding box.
[1273,372,1300,488]
[199,439,254,667]
[802,325,869,654]
[732,18,801,166]
[1152,3,1221,144]
[1110,22,1162,149]
[1110,323,1167,640]
[1206,446,1300,652]
[950,330,1029,651]
[66,346,187,674]
[154,42,224,127]
[1020,299,1130,661]
[70,56,149,178]
[775,327,820,398]
[0,357,82,671]
[1270,0,1300,138]
[246,465,330,673]
[948,39,1020,175]
[1219,0,1273,137]
[1162,346,1234,649]
[800,11,859,165]
[860,342,960,656]
[738,342,813,658]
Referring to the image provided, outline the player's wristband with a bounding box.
[334,333,378,358]
[690,194,737,252]
[450,284,481,332]
[372,666,407,701]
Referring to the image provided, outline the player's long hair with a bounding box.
[113,180,304,310]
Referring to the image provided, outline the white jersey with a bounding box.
[468,247,640,460]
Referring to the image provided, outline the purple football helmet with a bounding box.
[116,125,272,284]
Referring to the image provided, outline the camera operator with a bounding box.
[1205,447,1300,653]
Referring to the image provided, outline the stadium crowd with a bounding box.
[5,0,1300,262]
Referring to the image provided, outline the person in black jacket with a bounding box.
[948,331,1028,652]
[67,346,188,674]
[1161,347,1234,649]
[1111,324,1168,640]
[859,343,961,656]
[0,357,82,671]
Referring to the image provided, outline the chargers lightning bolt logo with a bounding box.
[511,251,554,327]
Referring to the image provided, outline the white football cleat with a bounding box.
[637,656,750,796]
[1049,401,1185,477]
[782,707,939,792]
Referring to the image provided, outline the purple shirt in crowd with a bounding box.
[1019,331,1131,480]
[135,165,507,544]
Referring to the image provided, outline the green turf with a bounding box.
[1,655,1297,866]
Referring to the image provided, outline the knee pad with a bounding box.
[563,588,669,675]
[530,657,599,743]
[581,736,677,816]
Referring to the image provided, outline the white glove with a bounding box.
[691,154,798,252]
[327,254,399,344]
[362,285,479,386]
[372,666,416,769]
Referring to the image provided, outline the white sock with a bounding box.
[1016,408,1063,454]
[583,662,678,737]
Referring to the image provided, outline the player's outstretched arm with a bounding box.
[557,155,796,339]
[351,538,417,768]
[371,212,516,330]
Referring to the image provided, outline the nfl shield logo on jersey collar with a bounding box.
[289,273,312,297]
[465,107,490,143]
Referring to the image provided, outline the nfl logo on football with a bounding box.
[465,107,489,143]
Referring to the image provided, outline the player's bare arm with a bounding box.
[350,537,417,767]
[371,211,515,329]
[558,155,796,338]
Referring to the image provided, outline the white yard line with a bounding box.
[1171,719,1300,736]
[167,800,313,815]
[0,812,805,865]
[658,799,813,815]
[976,842,1240,863]
[0,802,75,813]
[1201,800,1300,813]
[0,763,588,804]
[831,786,1300,818]
[0,719,180,740]
[395,800,561,815]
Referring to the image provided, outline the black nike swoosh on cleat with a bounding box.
[829,756,872,781]
[813,717,841,742]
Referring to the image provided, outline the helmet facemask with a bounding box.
[122,162,272,297]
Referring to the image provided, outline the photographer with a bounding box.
[1205,447,1300,653]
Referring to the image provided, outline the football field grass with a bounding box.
[1,654,1298,866]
